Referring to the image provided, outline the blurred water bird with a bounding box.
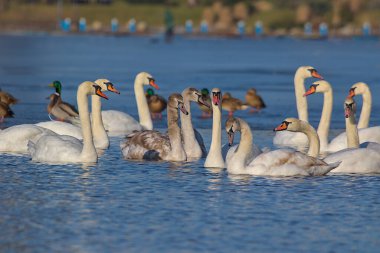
[121,93,188,162]
[198,88,212,118]
[146,88,167,119]
[0,101,14,122]
[222,92,249,117]
[48,81,79,119]
[0,89,18,105]
[245,88,266,113]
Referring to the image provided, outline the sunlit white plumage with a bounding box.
[28,81,108,164]
[273,66,324,149]
[228,117,338,176]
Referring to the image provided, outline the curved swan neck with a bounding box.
[294,69,308,122]
[346,113,360,148]
[134,76,153,130]
[77,83,97,161]
[167,105,186,160]
[299,121,320,157]
[358,87,371,129]
[205,100,224,167]
[91,95,109,149]
[317,87,332,150]
[236,119,253,157]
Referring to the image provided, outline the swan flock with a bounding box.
[1,68,379,176]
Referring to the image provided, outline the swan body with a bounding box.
[121,94,188,162]
[324,97,380,173]
[181,87,209,159]
[304,80,380,153]
[102,72,159,136]
[0,124,56,153]
[273,66,323,148]
[28,82,109,164]
[37,79,120,149]
[204,88,225,168]
[227,117,338,176]
[35,121,83,140]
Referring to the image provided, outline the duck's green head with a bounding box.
[201,88,209,96]
[146,88,155,96]
[49,80,62,94]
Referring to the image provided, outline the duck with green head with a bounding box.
[146,88,167,120]
[198,88,212,118]
[48,80,79,121]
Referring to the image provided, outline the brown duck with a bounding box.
[0,101,14,123]
[0,89,18,105]
[146,88,167,119]
[245,88,266,113]
[222,92,248,117]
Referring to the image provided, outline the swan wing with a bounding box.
[36,121,83,139]
[0,124,55,153]
[101,110,143,136]
[273,131,308,149]
[121,130,170,160]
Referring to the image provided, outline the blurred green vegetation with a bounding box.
[0,0,379,32]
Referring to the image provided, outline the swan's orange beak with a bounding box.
[96,89,109,100]
[348,88,356,98]
[108,84,120,94]
[311,70,323,79]
[304,85,316,97]
[274,122,288,131]
[149,79,159,90]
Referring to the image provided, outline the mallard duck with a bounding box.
[245,88,266,113]
[48,81,79,118]
[198,88,212,118]
[0,89,18,105]
[146,88,167,119]
[0,101,14,123]
[222,92,248,117]
[47,93,79,125]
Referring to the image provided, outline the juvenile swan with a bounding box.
[226,117,338,176]
[121,94,188,162]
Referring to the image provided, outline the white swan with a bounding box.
[273,66,324,148]
[35,79,120,149]
[227,117,338,176]
[0,124,56,154]
[304,80,380,153]
[324,97,380,173]
[180,87,209,159]
[28,82,109,164]
[102,72,159,136]
[121,94,188,162]
[204,88,225,168]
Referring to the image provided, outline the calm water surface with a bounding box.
[0,34,380,252]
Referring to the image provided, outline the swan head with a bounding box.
[94,79,120,94]
[168,93,188,115]
[211,88,221,106]
[344,97,356,118]
[304,80,331,96]
[49,80,62,95]
[92,84,109,100]
[225,117,241,146]
[297,66,324,79]
[136,72,159,90]
[183,87,211,108]
[274,118,303,132]
[348,82,369,98]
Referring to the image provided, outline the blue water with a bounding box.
[0,34,380,252]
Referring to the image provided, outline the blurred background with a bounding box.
[0,0,380,37]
